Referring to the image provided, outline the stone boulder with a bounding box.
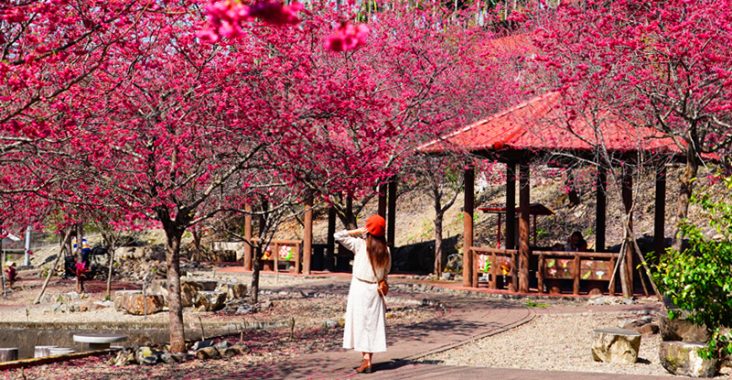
[591,328,641,364]
[659,341,719,378]
[180,280,218,307]
[114,290,165,315]
[195,346,220,360]
[659,314,709,342]
[216,282,247,301]
[149,279,216,307]
[194,291,227,311]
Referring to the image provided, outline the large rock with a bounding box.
[591,328,641,364]
[114,290,165,315]
[194,291,227,311]
[195,346,220,360]
[216,282,247,301]
[149,279,217,307]
[659,341,719,378]
[659,314,709,342]
[180,280,218,307]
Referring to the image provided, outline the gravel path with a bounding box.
[423,310,677,377]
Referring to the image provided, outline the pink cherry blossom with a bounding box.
[324,22,369,52]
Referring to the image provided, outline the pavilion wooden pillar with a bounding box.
[654,164,667,258]
[463,167,475,287]
[621,166,634,295]
[518,162,531,293]
[326,206,336,271]
[387,177,398,250]
[377,184,387,218]
[243,203,253,271]
[595,167,607,252]
[505,162,518,291]
[302,192,314,274]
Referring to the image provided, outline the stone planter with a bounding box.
[659,341,719,378]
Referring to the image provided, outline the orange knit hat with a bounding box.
[365,215,386,237]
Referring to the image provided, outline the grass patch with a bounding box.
[525,300,550,309]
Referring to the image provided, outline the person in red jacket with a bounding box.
[5,261,17,287]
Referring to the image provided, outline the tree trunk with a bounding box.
[250,245,262,304]
[34,230,72,304]
[75,224,84,293]
[164,226,186,353]
[191,228,203,261]
[673,154,700,251]
[250,208,267,304]
[343,195,358,229]
[1,240,6,298]
[434,212,444,276]
[105,242,115,300]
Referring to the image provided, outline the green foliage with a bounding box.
[651,176,732,359]
[525,300,549,309]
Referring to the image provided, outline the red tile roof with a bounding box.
[420,92,684,157]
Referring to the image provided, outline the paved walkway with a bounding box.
[240,292,667,379]
[215,269,672,379]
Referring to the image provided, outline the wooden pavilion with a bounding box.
[420,91,688,295]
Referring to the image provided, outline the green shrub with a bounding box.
[651,176,732,359]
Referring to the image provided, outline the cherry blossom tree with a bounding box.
[534,0,732,244]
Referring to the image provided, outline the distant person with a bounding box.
[334,215,391,374]
[566,231,588,252]
[4,261,16,286]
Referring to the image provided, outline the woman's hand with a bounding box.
[349,227,368,237]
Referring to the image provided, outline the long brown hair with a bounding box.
[366,234,389,270]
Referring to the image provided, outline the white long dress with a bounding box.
[335,230,391,353]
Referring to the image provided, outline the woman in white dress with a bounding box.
[334,214,391,374]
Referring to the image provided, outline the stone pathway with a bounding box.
[212,270,673,380]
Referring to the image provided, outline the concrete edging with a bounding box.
[0,348,113,371]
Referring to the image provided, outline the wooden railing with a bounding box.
[257,239,302,273]
[214,238,302,273]
[471,247,518,289]
[532,250,618,295]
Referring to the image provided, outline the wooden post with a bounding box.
[537,253,544,293]
[273,242,279,273]
[573,254,581,295]
[463,167,475,287]
[377,184,387,218]
[472,252,479,288]
[506,162,517,249]
[302,193,313,274]
[506,162,518,291]
[518,162,531,293]
[608,256,616,296]
[654,164,667,258]
[387,177,398,250]
[622,166,634,295]
[595,167,607,252]
[490,253,498,289]
[244,203,253,271]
